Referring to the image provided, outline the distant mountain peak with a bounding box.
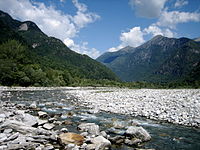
[151,34,164,40]
[97,34,200,82]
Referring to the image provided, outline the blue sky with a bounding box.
[0,0,200,58]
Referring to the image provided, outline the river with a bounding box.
[0,87,200,150]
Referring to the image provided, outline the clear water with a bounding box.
[1,89,200,150]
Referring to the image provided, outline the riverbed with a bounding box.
[0,87,200,150]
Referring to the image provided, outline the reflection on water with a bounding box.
[1,89,200,150]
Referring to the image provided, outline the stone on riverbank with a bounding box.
[58,132,84,146]
[126,126,151,142]
[78,123,100,136]
[87,136,111,150]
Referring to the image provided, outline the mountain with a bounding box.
[97,35,200,83]
[0,10,118,86]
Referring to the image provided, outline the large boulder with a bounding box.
[78,123,100,136]
[58,133,84,146]
[0,120,52,136]
[22,113,38,127]
[125,126,151,142]
[88,136,111,150]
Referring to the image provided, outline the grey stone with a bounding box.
[0,133,7,143]
[38,111,48,118]
[100,131,107,138]
[113,120,127,129]
[0,120,52,136]
[6,132,19,141]
[107,127,125,135]
[9,134,26,144]
[0,145,8,150]
[109,135,125,144]
[43,144,54,150]
[80,132,88,137]
[60,128,68,133]
[78,123,100,136]
[37,119,48,126]
[23,113,38,127]
[43,123,55,130]
[48,118,56,123]
[125,126,151,142]
[125,138,142,146]
[90,136,111,150]
[7,142,39,150]
[3,129,13,134]
[30,102,37,109]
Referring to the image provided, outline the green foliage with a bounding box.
[0,10,119,87]
[97,36,200,86]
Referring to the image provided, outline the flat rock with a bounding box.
[37,119,48,126]
[43,123,55,130]
[59,132,84,146]
[23,113,38,127]
[0,120,52,135]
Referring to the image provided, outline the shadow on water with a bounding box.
[1,89,200,150]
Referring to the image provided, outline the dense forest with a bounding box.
[0,10,119,87]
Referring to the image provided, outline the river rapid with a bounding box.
[0,87,200,150]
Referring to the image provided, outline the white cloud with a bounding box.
[129,0,167,18]
[64,38,75,47]
[72,0,87,12]
[108,45,124,52]
[0,0,100,58]
[64,39,101,58]
[120,27,145,47]
[175,0,188,8]
[73,11,100,28]
[108,25,176,52]
[144,24,174,37]
[108,27,145,52]
[72,0,100,28]
[157,10,200,29]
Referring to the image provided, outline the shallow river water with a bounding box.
[1,88,200,150]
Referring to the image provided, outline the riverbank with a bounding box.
[67,88,200,128]
[0,87,155,150]
[1,86,200,127]
[0,87,200,150]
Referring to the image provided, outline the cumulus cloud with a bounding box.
[64,39,101,58]
[108,45,124,52]
[108,27,145,52]
[108,25,176,52]
[144,24,174,37]
[107,0,200,53]
[157,10,200,29]
[0,0,100,58]
[175,0,188,8]
[129,0,167,18]
[120,27,145,47]
[72,0,100,28]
